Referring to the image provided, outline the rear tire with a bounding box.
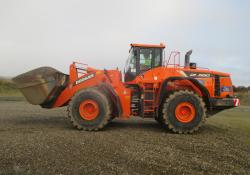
[68,87,112,131]
[162,90,206,134]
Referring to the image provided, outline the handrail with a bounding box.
[165,51,180,68]
[73,61,88,66]
[73,61,88,78]
[164,51,209,70]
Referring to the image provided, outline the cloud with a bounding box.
[0,0,249,85]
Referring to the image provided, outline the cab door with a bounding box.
[124,48,138,82]
[139,48,162,74]
[124,47,163,82]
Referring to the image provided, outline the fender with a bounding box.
[158,76,210,107]
[97,83,122,117]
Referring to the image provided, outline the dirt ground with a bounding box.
[0,100,249,175]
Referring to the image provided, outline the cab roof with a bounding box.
[130,43,166,48]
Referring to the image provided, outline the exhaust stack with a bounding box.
[184,50,193,68]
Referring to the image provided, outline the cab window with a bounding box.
[139,48,161,71]
[140,49,153,71]
[154,49,161,67]
[125,49,136,73]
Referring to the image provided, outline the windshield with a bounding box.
[139,48,161,71]
[139,49,152,71]
[124,48,136,73]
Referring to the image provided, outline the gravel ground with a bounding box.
[0,101,249,175]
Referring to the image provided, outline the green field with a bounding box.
[0,79,19,95]
[0,79,24,101]
[208,106,250,145]
[235,91,250,106]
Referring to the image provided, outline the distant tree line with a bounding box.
[233,85,250,92]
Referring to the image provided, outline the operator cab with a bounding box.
[124,43,165,82]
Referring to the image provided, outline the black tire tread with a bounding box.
[162,90,206,134]
[67,87,112,131]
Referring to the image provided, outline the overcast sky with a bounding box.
[0,0,249,85]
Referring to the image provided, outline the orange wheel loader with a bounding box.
[13,43,240,133]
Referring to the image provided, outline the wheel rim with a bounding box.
[79,99,99,120]
[175,102,195,123]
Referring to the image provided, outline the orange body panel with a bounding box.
[53,61,234,119]
[126,66,232,99]
[53,63,131,118]
[220,77,234,98]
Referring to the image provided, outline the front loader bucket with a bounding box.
[12,67,68,108]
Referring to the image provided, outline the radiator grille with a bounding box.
[214,75,220,96]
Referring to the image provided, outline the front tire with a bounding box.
[68,87,112,131]
[162,90,206,134]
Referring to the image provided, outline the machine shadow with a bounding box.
[106,119,226,135]
[106,119,170,133]
[12,115,167,132]
[11,115,224,135]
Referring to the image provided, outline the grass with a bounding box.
[208,106,250,145]
[209,106,250,132]
[0,79,23,101]
[0,79,19,94]
[235,91,250,106]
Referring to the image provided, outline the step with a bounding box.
[144,100,154,102]
[144,90,154,92]
[144,109,154,112]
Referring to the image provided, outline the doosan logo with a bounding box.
[75,73,95,85]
